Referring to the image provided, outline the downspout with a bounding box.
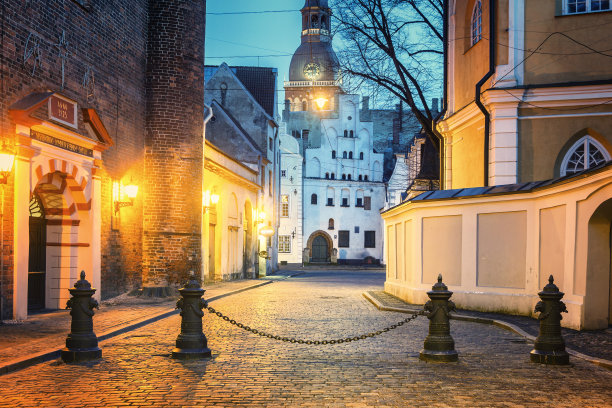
[433,0,450,190]
[201,103,213,280]
[474,0,496,186]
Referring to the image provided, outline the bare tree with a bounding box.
[333,0,444,156]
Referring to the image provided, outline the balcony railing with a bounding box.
[284,78,342,88]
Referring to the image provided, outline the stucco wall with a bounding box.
[382,166,612,330]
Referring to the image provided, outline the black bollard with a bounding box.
[172,272,212,359]
[420,274,458,362]
[530,275,569,365]
[61,271,102,362]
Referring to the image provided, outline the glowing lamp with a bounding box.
[258,211,266,221]
[203,190,219,212]
[210,193,219,205]
[314,97,328,109]
[0,143,15,184]
[114,178,139,213]
[259,226,275,237]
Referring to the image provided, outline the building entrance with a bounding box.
[311,236,328,262]
[28,196,46,311]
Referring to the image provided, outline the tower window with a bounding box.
[343,151,347,159]
[332,150,336,159]
[331,173,335,179]
[311,194,318,205]
[325,172,329,179]
[471,1,482,46]
[349,152,353,159]
[350,130,354,138]
[342,174,346,180]
[360,152,364,160]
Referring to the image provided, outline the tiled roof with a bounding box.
[205,65,277,118]
[402,160,612,204]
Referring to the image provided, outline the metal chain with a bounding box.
[206,306,421,345]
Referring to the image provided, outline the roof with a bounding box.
[205,65,277,118]
[399,160,612,205]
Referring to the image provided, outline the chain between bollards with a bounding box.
[206,306,421,345]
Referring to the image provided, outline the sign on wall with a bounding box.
[48,94,77,128]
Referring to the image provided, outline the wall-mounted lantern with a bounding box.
[259,226,275,237]
[114,178,138,213]
[0,143,15,184]
[256,210,266,225]
[203,190,219,212]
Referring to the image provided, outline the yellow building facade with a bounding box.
[383,0,612,330]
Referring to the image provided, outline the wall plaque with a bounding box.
[30,129,93,157]
[48,94,77,128]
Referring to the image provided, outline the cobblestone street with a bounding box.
[1,269,611,407]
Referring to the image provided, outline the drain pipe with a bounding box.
[474,0,496,187]
[432,0,449,190]
[201,103,213,281]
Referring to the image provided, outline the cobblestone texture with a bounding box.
[0,269,611,407]
[0,278,276,366]
[369,290,612,362]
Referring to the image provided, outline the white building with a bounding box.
[300,94,386,264]
[278,127,304,264]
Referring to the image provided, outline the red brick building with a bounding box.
[0,0,206,320]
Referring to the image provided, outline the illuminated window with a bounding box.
[561,135,610,176]
[279,235,291,253]
[565,0,610,14]
[471,0,482,46]
[281,195,289,217]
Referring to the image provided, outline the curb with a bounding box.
[363,291,612,371]
[0,279,280,376]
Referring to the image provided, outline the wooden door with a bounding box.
[28,217,46,310]
[311,236,328,262]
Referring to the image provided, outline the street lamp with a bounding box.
[0,143,15,184]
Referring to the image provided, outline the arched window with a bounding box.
[471,1,482,46]
[311,193,318,205]
[358,175,363,181]
[343,151,347,159]
[347,174,352,180]
[344,130,348,137]
[302,100,308,111]
[328,218,334,230]
[341,189,350,207]
[359,152,364,160]
[348,151,353,159]
[349,130,354,138]
[364,175,369,181]
[311,14,319,28]
[332,150,336,159]
[325,172,329,179]
[342,174,346,180]
[561,135,610,176]
[331,173,335,179]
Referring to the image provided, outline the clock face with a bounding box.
[303,62,321,80]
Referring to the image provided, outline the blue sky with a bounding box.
[205,0,305,109]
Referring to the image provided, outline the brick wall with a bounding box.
[0,0,150,316]
[143,0,206,286]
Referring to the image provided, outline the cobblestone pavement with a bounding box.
[1,269,611,407]
[368,290,612,362]
[0,276,286,366]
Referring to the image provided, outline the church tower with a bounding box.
[285,0,341,112]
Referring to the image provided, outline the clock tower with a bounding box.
[285,0,341,111]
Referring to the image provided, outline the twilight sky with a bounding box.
[205,0,306,111]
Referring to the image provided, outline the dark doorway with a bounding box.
[28,196,46,311]
[311,235,328,263]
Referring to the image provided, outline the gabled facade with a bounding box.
[205,63,281,275]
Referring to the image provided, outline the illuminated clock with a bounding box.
[303,62,321,80]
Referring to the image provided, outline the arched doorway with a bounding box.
[586,197,612,327]
[28,195,46,311]
[306,231,333,263]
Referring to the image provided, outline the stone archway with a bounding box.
[306,230,333,263]
[585,197,612,328]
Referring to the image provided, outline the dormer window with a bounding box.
[471,1,482,47]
